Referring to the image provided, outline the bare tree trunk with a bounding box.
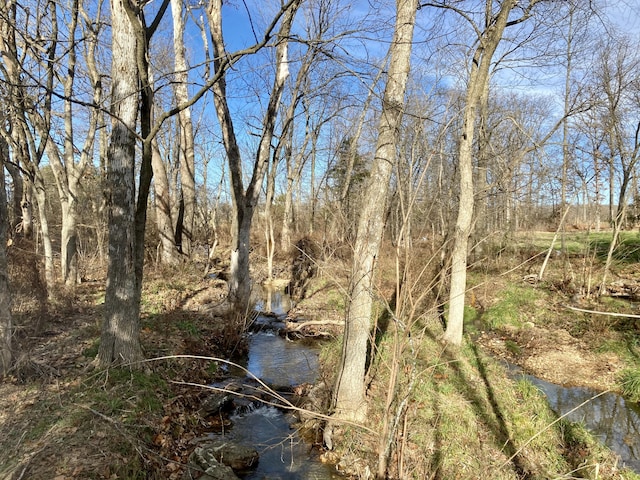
[0,150,13,376]
[33,168,54,288]
[325,0,417,447]
[20,174,34,239]
[443,0,523,346]
[97,0,143,366]
[471,79,490,260]
[171,0,196,256]
[152,138,179,264]
[264,152,277,281]
[5,162,23,230]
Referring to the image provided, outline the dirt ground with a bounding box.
[0,274,238,480]
[478,325,624,390]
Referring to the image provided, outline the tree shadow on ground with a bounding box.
[418,324,534,479]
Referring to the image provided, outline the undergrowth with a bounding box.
[321,314,639,479]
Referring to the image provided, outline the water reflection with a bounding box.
[508,365,640,472]
[244,332,319,386]
[252,285,292,317]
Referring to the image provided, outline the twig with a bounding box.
[144,354,378,435]
[563,303,640,319]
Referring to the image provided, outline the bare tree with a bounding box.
[424,0,544,346]
[0,0,56,289]
[324,0,418,448]
[595,37,640,291]
[206,0,302,312]
[171,0,196,257]
[48,0,105,285]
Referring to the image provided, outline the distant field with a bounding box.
[514,230,640,263]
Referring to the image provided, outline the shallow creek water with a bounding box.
[505,363,640,472]
[214,288,340,479]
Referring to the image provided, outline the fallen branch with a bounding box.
[285,320,344,332]
[563,304,640,319]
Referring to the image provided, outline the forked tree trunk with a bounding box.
[207,0,301,313]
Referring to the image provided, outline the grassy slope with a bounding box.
[302,233,640,479]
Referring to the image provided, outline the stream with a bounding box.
[505,363,640,472]
[213,287,341,479]
[210,285,640,476]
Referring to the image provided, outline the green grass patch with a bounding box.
[482,284,540,328]
[513,231,640,264]
[590,232,640,264]
[86,368,168,419]
[82,339,100,358]
[341,314,638,479]
[619,368,640,402]
[326,289,346,312]
[176,319,200,336]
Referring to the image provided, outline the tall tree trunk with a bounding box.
[264,152,278,281]
[171,0,196,256]
[97,0,143,366]
[325,0,417,447]
[442,0,522,346]
[471,79,490,260]
[0,150,13,376]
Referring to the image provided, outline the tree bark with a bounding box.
[97,0,143,366]
[171,0,196,256]
[0,147,13,376]
[442,0,521,346]
[326,0,417,443]
[152,138,179,264]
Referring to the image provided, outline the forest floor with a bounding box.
[1,237,640,479]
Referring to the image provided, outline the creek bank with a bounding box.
[477,325,623,391]
[478,326,640,472]
[503,361,640,472]
[186,288,339,479]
